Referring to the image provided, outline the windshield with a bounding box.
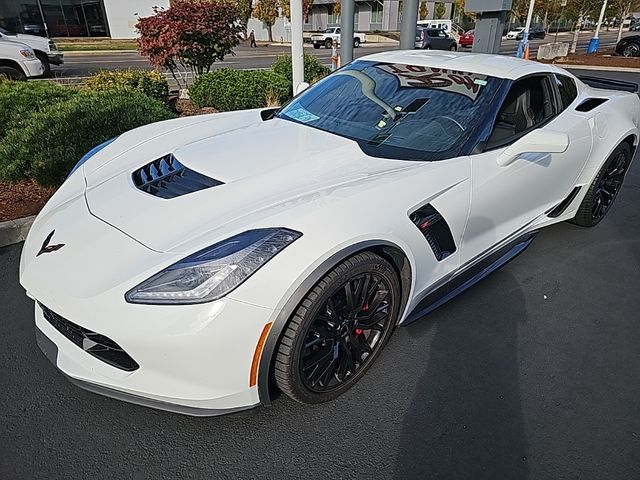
[324,28,335,33]
[277,60,504,161]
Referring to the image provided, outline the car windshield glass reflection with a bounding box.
[277,60,503,161]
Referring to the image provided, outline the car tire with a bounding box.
[325,39,333,49]
[313,44,320,49]
[622,42,640,57]
[354,38,361,48]
[572,142,632,227]
[0,66,26,81]
[274,251,401,404]
[450,44,457,51]
[35,52,51,77]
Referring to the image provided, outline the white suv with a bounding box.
[0,40,45,80]
[0,28,63,76]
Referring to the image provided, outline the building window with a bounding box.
[327,4,339,25]
[0,0,109,37]
[371,1,383,24]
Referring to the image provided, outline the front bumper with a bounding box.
[32,294,274,416]
[21,57,44,77]
[47,52,64,65]
[35,327,258,416]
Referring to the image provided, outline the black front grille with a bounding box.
[132,154,223,199]
[40,304,139,372]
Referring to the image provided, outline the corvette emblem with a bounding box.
[37,230,65,257]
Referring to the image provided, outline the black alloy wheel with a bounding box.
[274,252,400,404]
[622,42,640,57]
[573,142,632,227]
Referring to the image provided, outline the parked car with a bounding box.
[22,52,640,417]
[459,29,474,47]
[515,26,546,40]
[310,27,366,49]
[629,23,640,32]
[0,39,44,79]
[0,27,63,76]
[506,27,525,39]
[616,35,640,56]
[415,27,457,50]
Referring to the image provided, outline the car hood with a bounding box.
[2,32,49,49]
[83,113,421,253]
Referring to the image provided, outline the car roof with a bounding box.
[359,50,565,80]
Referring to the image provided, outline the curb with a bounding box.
[557,64,640,72]
[0,216,35,248]
[61,50,138,55]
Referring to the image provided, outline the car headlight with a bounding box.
[125,228,302,305]
[67,137,118,178]
[19,49,35,59]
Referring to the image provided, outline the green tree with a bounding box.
[253,0,279,42]
[419,2,429,20]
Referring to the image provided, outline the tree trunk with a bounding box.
[267,23,274,42]
[617,4,630,43]
[543,10,548,29]
[570,16,582,54]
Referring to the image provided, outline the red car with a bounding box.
[459,30,474,48]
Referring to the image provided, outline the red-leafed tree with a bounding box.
[136,0,242,88]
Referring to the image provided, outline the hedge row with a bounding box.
[190,55,330,110]
[0,73,175,187]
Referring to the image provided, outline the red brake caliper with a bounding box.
[355,303,368,336]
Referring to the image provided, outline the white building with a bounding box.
[0,0,170,39]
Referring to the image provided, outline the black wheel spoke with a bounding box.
[591,152,628,221]
[299,270,396,393]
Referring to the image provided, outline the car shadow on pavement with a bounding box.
[393,270,529,480]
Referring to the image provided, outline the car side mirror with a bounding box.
[497,129,569,167]
[295,82,310,95]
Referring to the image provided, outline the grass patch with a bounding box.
[56,40,139,51]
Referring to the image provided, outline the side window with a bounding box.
[427,30,437,37]
[554,74,578,110]
[487,75,558,147]
[336,28,341,34]
[438,30,447,38]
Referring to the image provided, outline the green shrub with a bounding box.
[0,90,176,187]
[271,54,331,92]
[0,81,77,138]
[83,69,169,103]
[189,69,290,111]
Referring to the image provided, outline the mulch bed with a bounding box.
[540,50,640,68]
[0,179,55,222]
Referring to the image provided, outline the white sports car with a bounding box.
[21,51,639,416]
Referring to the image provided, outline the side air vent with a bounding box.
[548,186,582,218]
[575,98,607,112]
[132,154,223,199]
[410,204,456,261]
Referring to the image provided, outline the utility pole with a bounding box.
[399,0,420,49]
[290,0,305,93]
[516,0,536,58]
[587,0,608,53]
[340,0,355,64]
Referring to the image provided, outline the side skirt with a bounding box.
[402,231,538,325]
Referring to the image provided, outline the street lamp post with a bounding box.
[290,0,305,94]
[587,0,608,53]
[516,0,536,58]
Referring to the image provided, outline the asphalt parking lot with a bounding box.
[2,91,640,479]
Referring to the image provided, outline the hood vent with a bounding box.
[132,154,223,199]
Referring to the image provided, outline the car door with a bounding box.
[459,73,592,265]
[433,29,449,49]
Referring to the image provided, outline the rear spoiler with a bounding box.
[578,75,639,93]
